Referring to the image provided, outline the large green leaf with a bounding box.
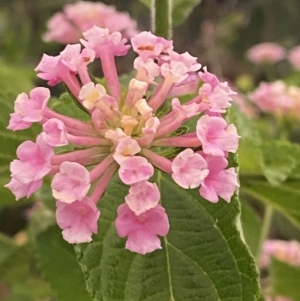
[0,59,34,95]
[172,0,203,26]
[76,173,259,301]
[270,257,300,301]
[241,180,300,230]
[0,243,56,301]
[259,141,300,185]
[35,225,92,301]
[139,0,203,26]
[0,233,16,267]
[240,201,262,259]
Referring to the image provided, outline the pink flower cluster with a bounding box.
[288,45,300,70]
[6,27,240,254]
[248,80,300,120]
[260,239,300,269]
[261,240,299,301]
[247,42,286,64]
[43,1,138,44]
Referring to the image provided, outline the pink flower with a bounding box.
[171,97,201,118]
[7,28,241,254]
[5,135,53,200]
[51,162,90,203]
[113,137,141,164]
[248,81,293,116]
[43,12,79,44]
[260,240,300,269]
[115,203,169,254]
[8,87,50,131]
[81,26,130,57]
[56,197,100,243]
[198,67,236,113]
[119,156,154,185]
[43,1,138,44]
[35,54,66,86]
[41,118,68,147]
[7,113,32,131]
[79,82,118,118]
[131,31,173,59]
[199,155,239,203]
[125,181,160,215]
[196,115,239,156]
[10,135,53,184]
[134,57,160,83]
[288,45,300,70]
[60,44,95,72]
[167,51,201,73]
[160,60,189,84]
[172,149,209,189]
[5,177,43,200]
[247,42,286,64]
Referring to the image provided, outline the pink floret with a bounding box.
[115,203,169,254]
[125,181,160,215]
[196,115,240,156]
[56,197,100,243]
[118,156,154,185]
[51,161,91,204]
[199,155,239,203]
[172,148,209,189]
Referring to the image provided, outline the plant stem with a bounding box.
[151,0,172,39]
[255,206,274,264]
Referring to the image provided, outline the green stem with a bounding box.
[255,206,274,264]
[151,0,172,39]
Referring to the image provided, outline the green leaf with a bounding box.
[77,173,259,301]
[229,104,263,174]
[270,257,300,301]
[35,225,92,301]
[0,59,34,94]
[240,201,262,258]
[172,0,203,26]
[49,92,90,121]
[260,141,300,185]
[0,244,56,301]
[0,233,16,267]
[241,180,300,230]
[139,0,203,27]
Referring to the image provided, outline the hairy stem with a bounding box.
[151,0,172,39]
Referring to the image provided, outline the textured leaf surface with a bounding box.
[270,257,300,301]
[77,173,259,301]
[139,0,202,26]
[260,141,300,185]
[35,225,92,301]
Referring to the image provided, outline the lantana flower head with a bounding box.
[248,80,300,120]
[288,45,300,70]
[43,1,138,44]
[247,42,286,64]
[6,26,240,254]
